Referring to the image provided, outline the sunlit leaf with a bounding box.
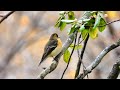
[68,24,76,35]
[61,19,77,24]
[89,28,98,39]
[93,13,101,30]
[60,22,66,31]
[70,44,82,50]
[84,18,95,28]
[63,49,71,63]
[98,18,106,32]
[82,19,91,22]
[68,11,75,20]
[79,25,85,32]
[55,16,63,27]
[81,29,88,40]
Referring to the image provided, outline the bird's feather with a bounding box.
[38,39,58,66]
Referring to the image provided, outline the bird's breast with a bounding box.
[50,38,62,57]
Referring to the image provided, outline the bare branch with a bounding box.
[107,58,120,79]
[74,34,89,78]
[0,11,15,24]
[76,39,120,79]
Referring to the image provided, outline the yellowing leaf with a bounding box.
[70,44,82,50]
[63,49,71,63]
[89,28,98,39]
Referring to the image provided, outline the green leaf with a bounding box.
[98,18,106,32]
[63,49,71,63]
[55,15,66,28]
[89,28,98,39]
[55,16,62,27]
[79,25,85,32]
[81,29,88,40]
[93,13,101,30]
[70,44,82,50]
[84,18,95,28]
[82,19,91,22]
[61,19,76,24]
[60,22,66,31]
[68,11,75,20]
[68,24,76,35]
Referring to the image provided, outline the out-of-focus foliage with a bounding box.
[0,11,120,79]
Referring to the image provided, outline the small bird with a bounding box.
[38,33,62,66]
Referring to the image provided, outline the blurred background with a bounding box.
[0,11,120,79]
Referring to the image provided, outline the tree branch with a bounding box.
[37,30,78,79]
[107,58,120,79]
[74,34,89,78]
[0,11,15,24]
[76,39,120,79]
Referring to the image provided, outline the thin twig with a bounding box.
[61,31,78,79]
[0,11,15,24]
[99,19,120,27]
[76,39,120,79]
[79,33,88,44]
[74,34,89,78]
[85,19,120,27]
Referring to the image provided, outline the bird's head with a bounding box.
[50,33,59,40]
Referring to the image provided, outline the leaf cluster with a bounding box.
[55,11,106,63]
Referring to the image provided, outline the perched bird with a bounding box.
[38,33,62,66]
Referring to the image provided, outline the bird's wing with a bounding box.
[38,39,58,66]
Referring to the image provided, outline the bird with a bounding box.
[38,33,62,66]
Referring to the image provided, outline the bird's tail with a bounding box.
[38,60,42,66]
[38,56,47,67]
